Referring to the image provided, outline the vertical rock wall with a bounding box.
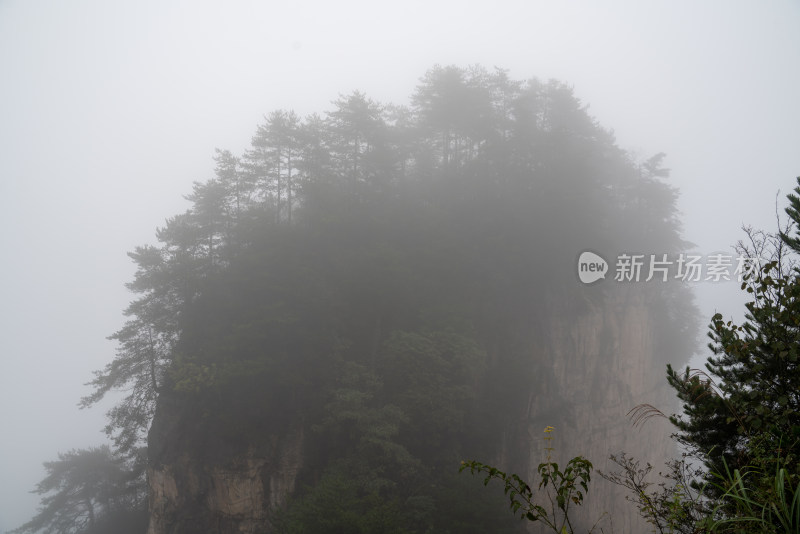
[501,286,679,532]
[146,402,304,534]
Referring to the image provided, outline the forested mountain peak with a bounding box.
[77,65,695,534]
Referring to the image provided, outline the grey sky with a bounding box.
[1,1,799,530]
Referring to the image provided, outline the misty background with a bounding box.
[1,1,799,530]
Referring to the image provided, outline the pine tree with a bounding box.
[10,447,146,534]
[667,176,800,497]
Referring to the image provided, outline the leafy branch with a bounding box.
[459,455,594,533]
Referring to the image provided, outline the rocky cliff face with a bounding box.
[146,393,305,534]
[146,285,686,533]
[496,286,680,532]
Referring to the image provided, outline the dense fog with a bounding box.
[1,2,799,533]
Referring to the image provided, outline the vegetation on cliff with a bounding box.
[13,65,696,533]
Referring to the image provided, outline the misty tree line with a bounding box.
[14,65,693,534]
[84,65,685,457]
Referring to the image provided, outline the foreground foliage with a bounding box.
[663,180,800,531]
[461,428,595,534]
[606,179,800,533]
[709,456,800,533]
